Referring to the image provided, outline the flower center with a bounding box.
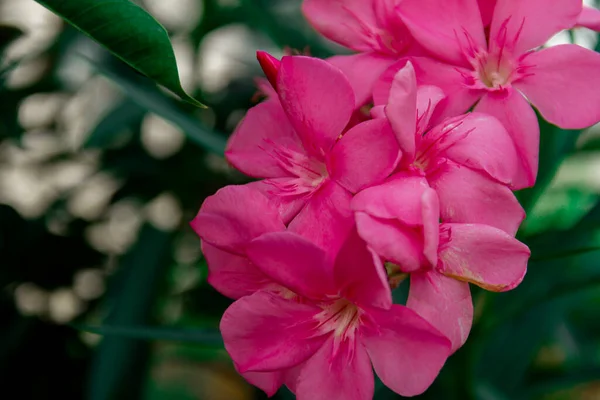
[473,50,516,90]
[315,298,361,342]
[265,143,328,197]
[412,116,473,173]
[457,17,534,92]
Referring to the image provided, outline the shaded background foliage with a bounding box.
[1,0,600,399]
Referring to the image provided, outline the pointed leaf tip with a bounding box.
[34,0,206,108]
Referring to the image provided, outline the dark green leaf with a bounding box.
[522,366,600,400]
[74,324,222,345]
[520,188,598,236]
[575,199,600,230]
[34,0,204,107]
[471,301,563,395]
[472,282,600,397]
[517,118,581,214]
[87,224,174,400]
[528,227,600,261]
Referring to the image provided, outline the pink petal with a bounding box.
[333,229,392,309]
[407,271,473,352]
[354,212,424,272]
[489,0,582,55]
[302,0,380,52]
[416,85,446,136]
[577,6,600,31]
[438,223,530,292]
[421,187,441,268]
[288,181,354,261]
[283,364,302,394]
[240,370,284,397]
[277,56,355,154]
[351,174,431,224]
[328,53,396,106]
[190,185,285,255]
[478,0,496,27]
[202,243,274,299]
[375,58,481,123]
[221,291,324,372]
[246,231,335,300]
[247,179,308,224]
[428,162,525,235]
[295,338,374,400]
[515,44,600,129]
[225,101,302,178]
[328,119,401,193]
[256,51,280,91]
[373,59,407,106]
[385,62,418,158]
[412,57,482,122]
[373,0,417,54]
[474,89,539,190]
[398,0,486,66]
[361,305,452,396]
[427,112,519,185]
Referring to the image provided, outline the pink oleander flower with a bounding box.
[374,62,524,235]
[221,230,452,399]
[301,0,429,105]
[190,185,286,299]
[226,53,401,251]
[352,175,531,351]
[385,0,600,189]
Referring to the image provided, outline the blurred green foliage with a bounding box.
[1,0,600,399]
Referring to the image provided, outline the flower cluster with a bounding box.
[191,1,600,398]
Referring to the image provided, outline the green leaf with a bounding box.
[88,59,227,154]
[34,0,205,107]
[516,118,581,214]
[75,324,222,345]
[87,224,174,400]
[575,199,600,230]
[527,227,600,261]
[520,188,598,237]
[471,283,600,397]
[471,300,563,395]
[523,366,600,400]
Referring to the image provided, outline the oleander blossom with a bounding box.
[182,0,580,394]
[220,230,452,399]
[372,62,525,235]
[352,176,531,351]
[226,52,400,253]
[378,0,600,188]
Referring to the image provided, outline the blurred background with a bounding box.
[1,0,600,399]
